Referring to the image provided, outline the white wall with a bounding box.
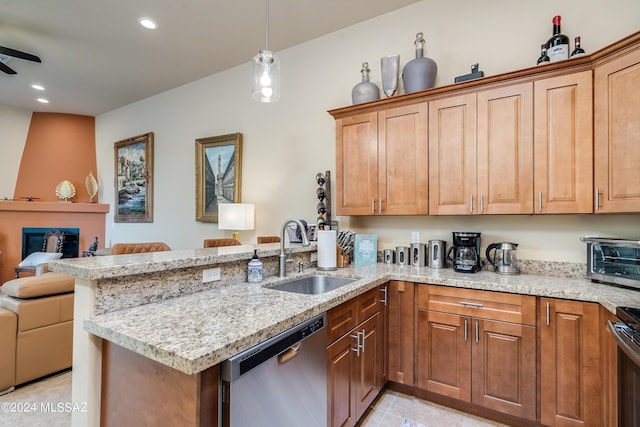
[96,0,640,262]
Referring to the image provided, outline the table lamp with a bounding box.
[218,203,255,242]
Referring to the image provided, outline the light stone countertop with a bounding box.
[82,262,640,376]
[48,242,306,280]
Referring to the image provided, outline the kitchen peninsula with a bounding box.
[50,244,640,427]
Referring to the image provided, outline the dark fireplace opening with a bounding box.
[22,227,80,260]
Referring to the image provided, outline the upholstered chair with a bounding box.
[203,238,241,248]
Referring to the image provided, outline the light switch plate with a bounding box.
[411,231,420,243]
[202,267,221,283]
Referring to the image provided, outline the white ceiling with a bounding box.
[0,0,419,116]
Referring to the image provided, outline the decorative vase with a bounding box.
[351,62,380,105]
[381,54,400,97]
[402,32,437,94]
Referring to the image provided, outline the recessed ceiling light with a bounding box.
[37,98,49,104]
[138,17,158,30]
[31,84,45,91]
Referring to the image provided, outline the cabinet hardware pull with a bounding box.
[360,329,366,353]
[470,194,474,213]
[539,192,543,212]
[371,198,375,214]
[595,188,602,211]
[464,319,468,342]
[545,302,550,326]
[379,286,387,306]
[379,198,383,214]
[350,333,360,356]
[475,320,479,343]
[480,194,484,213]
[459,301,483,308]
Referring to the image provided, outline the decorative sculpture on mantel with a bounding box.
[55,180,76,202]
[85,171,98,202]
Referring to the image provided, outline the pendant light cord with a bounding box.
[265,0,270,51]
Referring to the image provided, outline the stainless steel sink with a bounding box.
[269,275,356,295]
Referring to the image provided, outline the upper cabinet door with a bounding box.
[335,112,378,215]
[477,83,534,214]
[535,71,593,213]
[429,93,477,215]
[594,46,640,213]
[378,103,428,215]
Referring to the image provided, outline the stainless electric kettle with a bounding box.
[485,242,519,275]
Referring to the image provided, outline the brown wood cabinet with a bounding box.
[534,70,593,213]
[416,285,537,421]
[429,83,534,215]
[327,286,385,427]
[600,306,618,427]
[386,281,415,385]
[539,298,602,427]
[594,41,640,212]
[334,103,428,215]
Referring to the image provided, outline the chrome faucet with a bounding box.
[279,219,310,277]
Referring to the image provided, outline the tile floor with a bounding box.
[0,371,507,427]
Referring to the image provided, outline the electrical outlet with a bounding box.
[310,252,318,262]
[411,231,421,243]
[202,267,221,283]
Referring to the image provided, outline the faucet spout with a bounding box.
[279,219,310,278]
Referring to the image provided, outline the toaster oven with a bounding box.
[581,237,640,290]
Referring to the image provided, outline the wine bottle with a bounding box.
[546,15,570,62]
[571,36,586,58]
[536,44,550,66]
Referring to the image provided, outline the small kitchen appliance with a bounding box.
[581,237,640,290]
[486,242,519,275]
[428,240,446,268]
[447,232,483,273]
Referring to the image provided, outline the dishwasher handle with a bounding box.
[277,343,301,364]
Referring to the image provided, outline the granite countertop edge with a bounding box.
[83,263,640,376]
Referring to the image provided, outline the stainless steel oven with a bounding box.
[581,237,640,290]
[609,307,640,426]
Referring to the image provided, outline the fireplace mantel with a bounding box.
[0,201,109,284]
[0,201,109,214]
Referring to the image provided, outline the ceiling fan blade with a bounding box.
[0,61,17,74]
[0,46,41,63]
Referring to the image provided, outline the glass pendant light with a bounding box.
[252,0,280,102]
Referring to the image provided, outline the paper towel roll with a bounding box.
[317,230,337,271]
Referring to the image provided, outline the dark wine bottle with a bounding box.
[546,15,570,62]
[571,36,586,58]
[537,44,550,66]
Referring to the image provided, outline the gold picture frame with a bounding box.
[195,133,243,222]
[114,132,154,223]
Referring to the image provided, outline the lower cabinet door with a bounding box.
[540,298,601,427]
[417,310,471,401]
[472,319,536,421]
[355,312,384,420]
[327,332,357,427]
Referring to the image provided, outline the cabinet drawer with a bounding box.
[417,285,536,326]
[357,287,381,323]
[327,298,358,345]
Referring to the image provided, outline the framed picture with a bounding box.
[195,133,243,222]
[114,132,154,223]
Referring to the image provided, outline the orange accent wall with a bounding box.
[13,113,97,202]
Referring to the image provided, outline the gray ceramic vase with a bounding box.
[352,62,380,105]
[402,32,437,94]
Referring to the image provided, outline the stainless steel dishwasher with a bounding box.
[220,313,327,427]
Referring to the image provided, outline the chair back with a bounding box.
[203,238,241,248]
[111,242,171,255]
[42,229,64,253]
[257,236,281,244]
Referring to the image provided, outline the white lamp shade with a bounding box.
[218,203,255,231]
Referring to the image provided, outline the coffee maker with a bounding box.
[447,232,483,273]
